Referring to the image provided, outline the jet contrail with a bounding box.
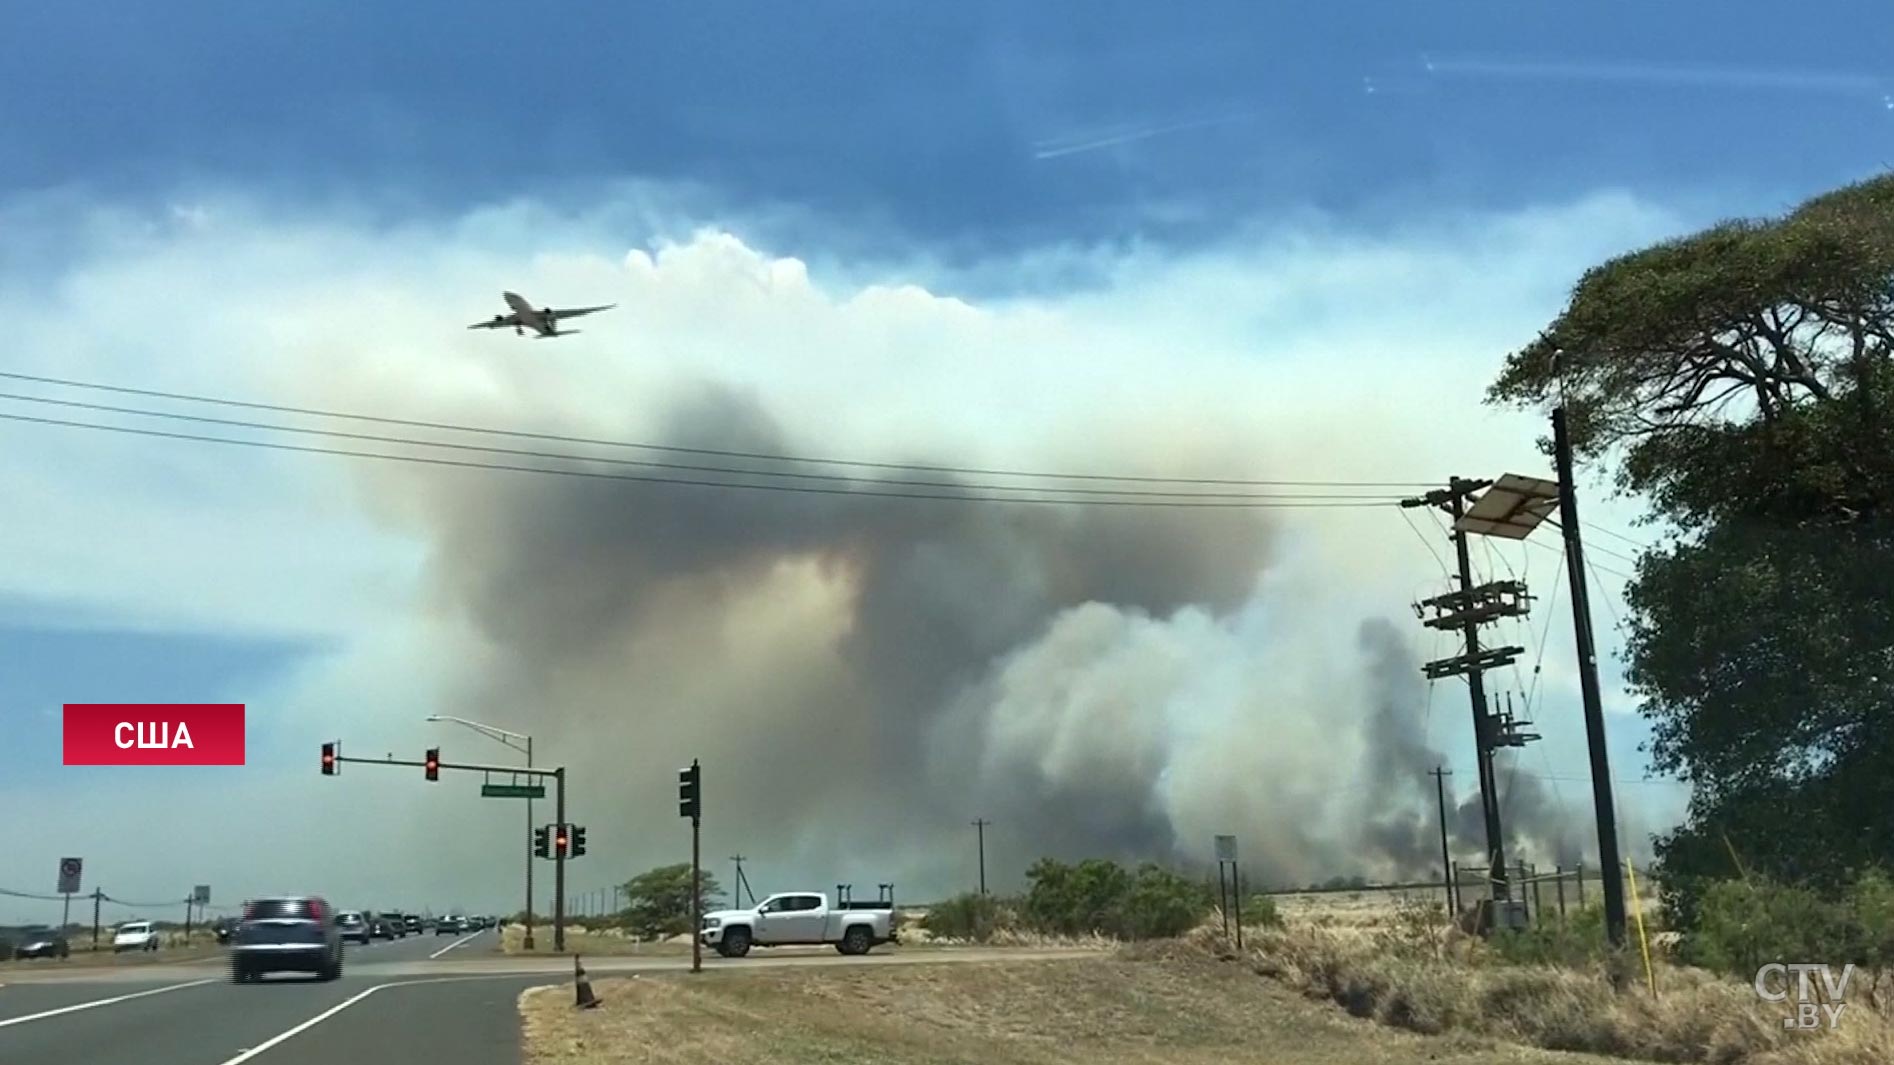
[1419,54,1886,97]
[1032,112,1256,161]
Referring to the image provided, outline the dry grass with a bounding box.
[1221,921,1894,1065]
[501,924,695,956]
[521,950,1626,1064]
[502,919,1115,957]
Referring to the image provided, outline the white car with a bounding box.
[112,921,160,953]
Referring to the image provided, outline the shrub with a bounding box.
[1488,904,1613,967]
[1117,864,1214,939]
[1020,857,1212,940]
[921,892,1015,942]
[1243,894,1284,929]
[1681,877,1858,977]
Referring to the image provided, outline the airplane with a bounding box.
[467,292,617,338]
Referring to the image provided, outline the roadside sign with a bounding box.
[57,857,83,894]
[480,783,546,799]
[1214,835,1237,864]
[193,884,211,905]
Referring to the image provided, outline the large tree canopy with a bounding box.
[1487,174,1894,923]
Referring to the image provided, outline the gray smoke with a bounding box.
[361,379,1591,896]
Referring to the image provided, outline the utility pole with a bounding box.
[972,819,991,895]
[1553,406,1628,948]
[1428,767,1455,915]
[731,855,755,907]
[1405,477,1532,917]
[90,889,102,949]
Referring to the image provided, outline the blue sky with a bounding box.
[0,1,1887,915]
[7,1,1889,249]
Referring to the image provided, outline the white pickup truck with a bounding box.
[700,891,898,957]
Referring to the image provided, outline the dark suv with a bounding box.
[228,896,343,983]
[6,926,70,960]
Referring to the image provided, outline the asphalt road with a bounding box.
[0,927,523,1065]
[0,928,1097,1065]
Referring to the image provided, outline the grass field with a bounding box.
[520,951,1628,1065]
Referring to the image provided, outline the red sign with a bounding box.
[62,704,246,765]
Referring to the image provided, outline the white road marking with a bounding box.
[215,984,387,1065]
[427,928,484,959]
[0,978,213,1029]
[214,973,540,1064]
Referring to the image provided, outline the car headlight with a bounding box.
[703,917,721,929]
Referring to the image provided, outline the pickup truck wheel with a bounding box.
[718,928,752,958]
[840,926,872,956]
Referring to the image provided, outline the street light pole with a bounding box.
[425,714,536,950]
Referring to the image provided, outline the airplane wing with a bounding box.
[468,314,523,330]
[546,304,616,322]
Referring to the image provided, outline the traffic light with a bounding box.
[321,742,336,776]
[424,748,440,782]
[534,825,550,859]
[678,760,701,820]
[570,826,587,858]
[554,824,570,858]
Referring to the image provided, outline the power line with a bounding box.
[1544,516,1640,567]
[100,893,186,910]
[0,410,1407,510]
[1398,505,1452,577]
[0,886,69,901]
[0,369,1436,489]
[1522,535,1632,584]
[0,391,1406,502]
[1581,520,1654,552]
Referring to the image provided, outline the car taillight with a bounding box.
[241,901,256,920]
[306,900,324,920]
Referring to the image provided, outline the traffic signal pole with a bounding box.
[323,747,571,949]
[554,766,567,953]
[524,735,535,951]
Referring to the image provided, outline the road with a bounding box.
[0,929,1095,1065]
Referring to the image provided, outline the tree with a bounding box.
[619,863,724,940]
[1486,173,1894,925]
[1022,858,1133,937]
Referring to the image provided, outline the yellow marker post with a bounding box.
[1625,859,1657,999]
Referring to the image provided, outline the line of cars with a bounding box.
[225,897,498,982]
[3,920,183,960]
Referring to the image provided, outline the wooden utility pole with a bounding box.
[1405,478,1530,913]
[1552,407,1628,948]
[972,819,991,896]
[1429,767,1455,915]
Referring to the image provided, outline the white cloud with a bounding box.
[0,182,1704,913]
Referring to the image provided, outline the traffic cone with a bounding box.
[574,953,600,1009]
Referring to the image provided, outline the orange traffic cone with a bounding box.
[574,953,600,1009]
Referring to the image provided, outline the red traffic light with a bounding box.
[321,742,336,775]
[424,747,440,781]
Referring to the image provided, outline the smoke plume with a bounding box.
[345,374,1592,897]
